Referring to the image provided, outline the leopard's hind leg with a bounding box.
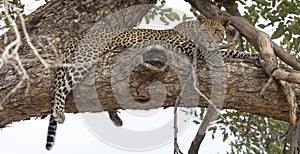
[46,61,94,150]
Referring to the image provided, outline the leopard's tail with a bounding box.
[46,115,57,150]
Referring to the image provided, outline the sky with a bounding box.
[0,0,234,154]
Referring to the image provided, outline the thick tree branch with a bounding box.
[0,59,298,128]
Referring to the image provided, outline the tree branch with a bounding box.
[0,58,297,128]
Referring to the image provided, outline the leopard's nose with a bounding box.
[207,43,214,50]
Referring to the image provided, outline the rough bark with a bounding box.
[1,55,297,128]
[0,0,157,127]
[0,0,298,129]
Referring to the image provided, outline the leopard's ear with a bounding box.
[219,17,230,28]
[197,15,207,23]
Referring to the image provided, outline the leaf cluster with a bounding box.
[144,0,193,25]
[192,109,291,153]
[241,0,299,56]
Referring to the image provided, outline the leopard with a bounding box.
[45,14,258,150]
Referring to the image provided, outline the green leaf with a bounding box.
[193,110,198,117]
[272,0,276,7]
[154,5,160,10]
[182,14,193,22]
[223,133,229,142]
[182,14,187,22]
[161,8,172,12]
[193,120,200,125]
[208,126,217,133]
[170,12,180,21]
[271,23,286,39]
[4,18,10,28]
[190,7,198,17]
[150,13,155,20]
[165,13,175,21]
[145,14,150,24]
[152,10,158,16]
[160,16,169,25]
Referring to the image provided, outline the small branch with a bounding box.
[3,52,30,102]
[174,95,183,154]
[280,80,297,125]
[188,107,215,154]
[230,25,240,42]
[272,43,300,71]
[188,44,222,153]
[18,9,51,69]
[290,113,300,154]
[221,0,241,16]
[272,69,300,84]
[260,76,273,100]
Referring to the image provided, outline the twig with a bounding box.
[188,42,244,153]
[18,9,51,69]
[260,76,273,100]
[172,54,194,154]
[230,25,240,42]
[290,113,300,154]
[188,107,215,154]
[188,45,221,154]
[174,94,183,154]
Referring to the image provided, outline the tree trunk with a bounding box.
[0,0,297,128]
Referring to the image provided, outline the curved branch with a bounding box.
[272,43,300,71]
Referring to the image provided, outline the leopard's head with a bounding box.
[197,15,230,50]
[174,15,230,50]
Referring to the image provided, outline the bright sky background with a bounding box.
[0,0,236,154]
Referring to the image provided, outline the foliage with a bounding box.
[191,109,291,153]
[144,0,193,25]
[240,0,299,58]
[226,111,290,153]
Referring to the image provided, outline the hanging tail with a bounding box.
[46,115,57,150]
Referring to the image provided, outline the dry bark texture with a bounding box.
[0,0,298,129]
[0,0,157,127]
